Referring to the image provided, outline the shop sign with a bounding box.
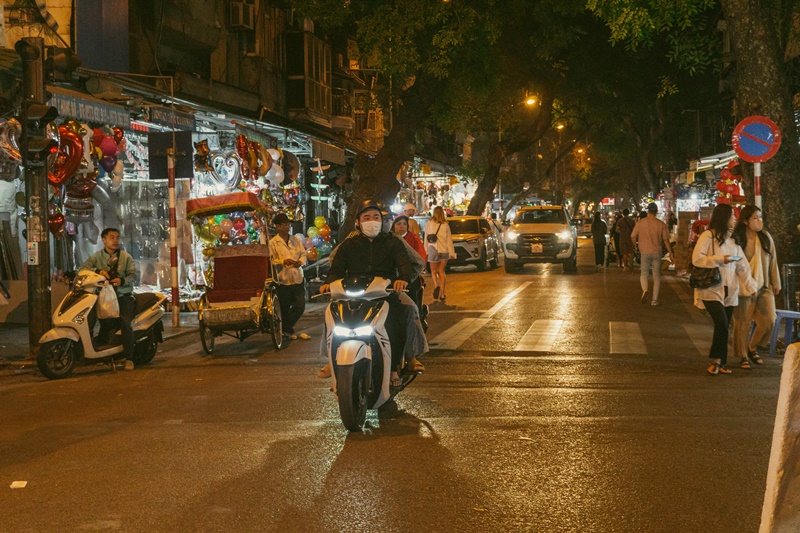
[601,197,615,205]
[49,89,130,126]
[311,139,345,166]
[145,106,196,131]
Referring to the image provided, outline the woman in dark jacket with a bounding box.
[591,212,608,270]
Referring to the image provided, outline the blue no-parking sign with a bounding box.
[732,116,782,163]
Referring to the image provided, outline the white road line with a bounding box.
[682,323,712,356]
[428,310,489,314]
[609,321,647,354]
[429,318,491,350]
[481,282,533,318]
[514,319,563,352]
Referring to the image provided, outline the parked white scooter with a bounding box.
[324,275,421,431]
[37,270,166,380]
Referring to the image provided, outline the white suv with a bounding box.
[502,205,578,273]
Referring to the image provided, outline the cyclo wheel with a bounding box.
[199,319,215,354]
[267,287,284,350]
[337,359,370,431]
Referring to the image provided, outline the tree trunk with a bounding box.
[466,96,554,216]
[340,75,443,238]
[722,0,800,263]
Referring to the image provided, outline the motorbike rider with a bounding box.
[320,199,426,387]
[80,227,137,371]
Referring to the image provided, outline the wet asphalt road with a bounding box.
[0,240,783,532]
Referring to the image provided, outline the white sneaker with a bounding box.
[651,300,659,307]
[124,360,134,371]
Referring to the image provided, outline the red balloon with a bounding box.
[719,169,732,181]
[48,126,84,187]
[235,134,249,161]
[112,127,124,145]
[307,248,319,261]
[92,128,104,149]
[48,211,65,234]
[322,235,330,242]
[715,181,726,192]
[232,217,246,231]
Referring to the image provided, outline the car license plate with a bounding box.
[531,243,543,253]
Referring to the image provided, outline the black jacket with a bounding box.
[325,232,413,283]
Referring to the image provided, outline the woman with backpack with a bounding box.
[425,206,455,302]
[731,205,781,369]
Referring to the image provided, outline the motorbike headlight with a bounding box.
[344,289,365,297]
[72,309,88,324]
[557,230,573,242]
[333,325,374,337]
[74,275,87,290]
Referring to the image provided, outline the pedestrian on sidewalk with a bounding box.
[731,205,781,369]
[425,206,455,302]
[692,204,757,375]
[590,212,607,269]
[609,212,621,267]
[268,213,310,341]
[80,228,137,370]
[617,208,636,271]
[403,203,422,239]
[631,203,674,306]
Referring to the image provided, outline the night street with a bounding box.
[0,241,782,532]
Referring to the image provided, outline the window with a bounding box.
[448,219,481,235]
[514,209,566,224]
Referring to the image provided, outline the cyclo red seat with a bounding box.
[204,244,271,304]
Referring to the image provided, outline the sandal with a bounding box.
[432,286,441,300]
[390,373,402,388]
[740,358,751,370]
[748,350,763,365]
[708,363,733,375]
[405,358,425,373]
[317,364,332,379]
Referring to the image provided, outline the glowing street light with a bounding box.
[525,97,537,106]
[556,124,564,130]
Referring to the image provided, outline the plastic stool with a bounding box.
[769,309,800,357]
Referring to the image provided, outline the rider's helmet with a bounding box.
[355,199,383,219]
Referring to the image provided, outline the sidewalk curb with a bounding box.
[0,326,200,378]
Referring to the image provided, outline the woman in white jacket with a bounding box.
[425,206,456,302]
[692,204,757,375]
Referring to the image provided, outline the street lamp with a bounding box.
[524,97,537,106]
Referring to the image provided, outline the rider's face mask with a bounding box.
[360,220,381,238]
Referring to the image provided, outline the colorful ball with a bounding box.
[307,248,319,261]
[319,242,333,256]
[210,224,223,237]
[307,226,319,238]
[232,217,246,231]
[219,218,234,234]
[312,235,324,247]
[314,216,327,229]
[303,238,314,250]
[219,232,231,244]
[318,225,331,238]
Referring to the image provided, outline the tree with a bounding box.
[588,0,800,262]
[292,0,500,235]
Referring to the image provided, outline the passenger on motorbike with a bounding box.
[320,200,425,386]
[79,228,137,370]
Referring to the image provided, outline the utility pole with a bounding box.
[16,37,58,353]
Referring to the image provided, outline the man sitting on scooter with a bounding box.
[80,228,137,371]
[320,200,423,387]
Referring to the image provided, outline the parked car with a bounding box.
[502,205,578,273]
[447,216,501,271]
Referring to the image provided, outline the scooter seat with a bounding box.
[134,293,161,315]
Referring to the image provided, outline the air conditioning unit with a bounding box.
[230,2,255,31]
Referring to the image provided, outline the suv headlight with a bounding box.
[557,230,573,242]
[504,230,518,242]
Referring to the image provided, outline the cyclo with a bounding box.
[186,192,284,353]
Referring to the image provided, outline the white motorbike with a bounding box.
[37,270,166,380]
[324,275,421,431]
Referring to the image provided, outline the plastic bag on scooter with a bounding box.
[97,284,120,319]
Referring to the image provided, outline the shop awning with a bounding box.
[186,192,261,219]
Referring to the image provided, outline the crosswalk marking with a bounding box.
[481,282,533,318]
[514,319,563,352]
[609,322,646,354]
[683,323,712,356]
[429,318,491,350]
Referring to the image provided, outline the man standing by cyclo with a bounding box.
[268,212,310,341]
[80,228,137,370]
[320,200,425,387]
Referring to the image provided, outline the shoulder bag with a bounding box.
[427,223,442,244]
[689,233,722,289]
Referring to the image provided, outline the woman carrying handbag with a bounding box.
[691,204,757,375]
[424,206,455,302]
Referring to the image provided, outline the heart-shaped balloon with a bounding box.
[210,151,241,189]
[48,126,84,187]
[0,119,22,162]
